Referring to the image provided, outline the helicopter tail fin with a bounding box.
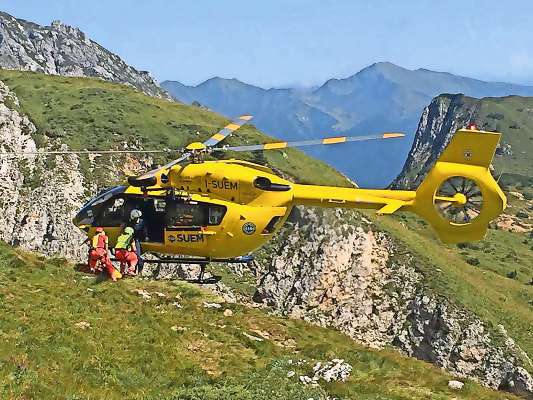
[411,128,506,243]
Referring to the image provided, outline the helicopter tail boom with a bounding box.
[291,128,506,243]
[291,185,415,212]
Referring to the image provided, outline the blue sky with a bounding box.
[2,0,533,87]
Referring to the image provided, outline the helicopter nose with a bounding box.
[72,206,95,232]
[72,212,88,231]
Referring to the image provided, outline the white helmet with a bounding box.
[130,209,142,220]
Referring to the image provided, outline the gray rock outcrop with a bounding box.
[253,206,533,397]
[393,93,480,189]
[0,11,169,99]
[0,81,87,258]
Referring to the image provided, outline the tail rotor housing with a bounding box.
[411,129,506,243]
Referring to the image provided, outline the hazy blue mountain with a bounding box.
[163,77,336,140]
[162,62,533,187]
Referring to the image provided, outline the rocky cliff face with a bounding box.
[393,94,480,189]
[394,93,533,191]
[0,80,152,258]
[0,11,169,99]
[253,207,533,397]
[0,81,88,258]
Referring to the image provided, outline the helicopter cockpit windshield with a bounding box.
[73,185,127,227]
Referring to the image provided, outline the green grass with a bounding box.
[0,68,531,398]
[477,96,533,179]
[0,69,349,189]
[0,242,516,400]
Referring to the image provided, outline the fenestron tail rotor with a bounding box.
[434,176,483,225]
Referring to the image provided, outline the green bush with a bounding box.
[516,210,529,219]
[487,112,504,120]
[506,270,518,279]
[466,257,480,266]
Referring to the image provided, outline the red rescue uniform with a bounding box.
[114,230,138,275]
[88,232,116,279]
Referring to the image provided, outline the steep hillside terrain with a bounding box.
[163,62,533,187]
[248,206,533,397]
[0,11,168,98]
[1,70,532,398]
[0,242,517,400]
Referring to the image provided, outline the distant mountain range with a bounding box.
[163,62,533,187]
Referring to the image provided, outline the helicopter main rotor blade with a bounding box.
[203,115,253,147]
[125,115,253,183]
[131,153,191,181]
[212,132,404,152]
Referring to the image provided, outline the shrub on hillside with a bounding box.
[506,270,518,280]
[516,210,529,219]
[466,257,480,266]
[487,112,504,120]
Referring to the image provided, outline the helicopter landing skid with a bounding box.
[144,255,254,284]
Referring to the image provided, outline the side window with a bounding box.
[208,204,226,225]
[166,201,207,227]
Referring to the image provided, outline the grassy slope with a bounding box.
[0,242,515,400]
[477,96,533,180]
[0,69,349,188]
[0,70,530,395]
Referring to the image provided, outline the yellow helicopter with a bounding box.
[71,114,505,253]
[1,115,507,281]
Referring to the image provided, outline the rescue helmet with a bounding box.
[95,227,104,233]
[124,227,134,235]
[130,209,142,220]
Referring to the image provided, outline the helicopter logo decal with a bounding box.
[242,222,256,235]
[209,179,238,190]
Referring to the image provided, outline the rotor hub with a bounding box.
[452,192,467,207]
[185,142,207,152]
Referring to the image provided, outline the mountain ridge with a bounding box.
[163,62,533,187]
[0,10,169,99]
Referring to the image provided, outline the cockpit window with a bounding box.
[88,186,127,208]
[99,196,128,226]
[74,186,228,230]
[208,205,226,225]
[165,201,227,227]
[74,186,128,226]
